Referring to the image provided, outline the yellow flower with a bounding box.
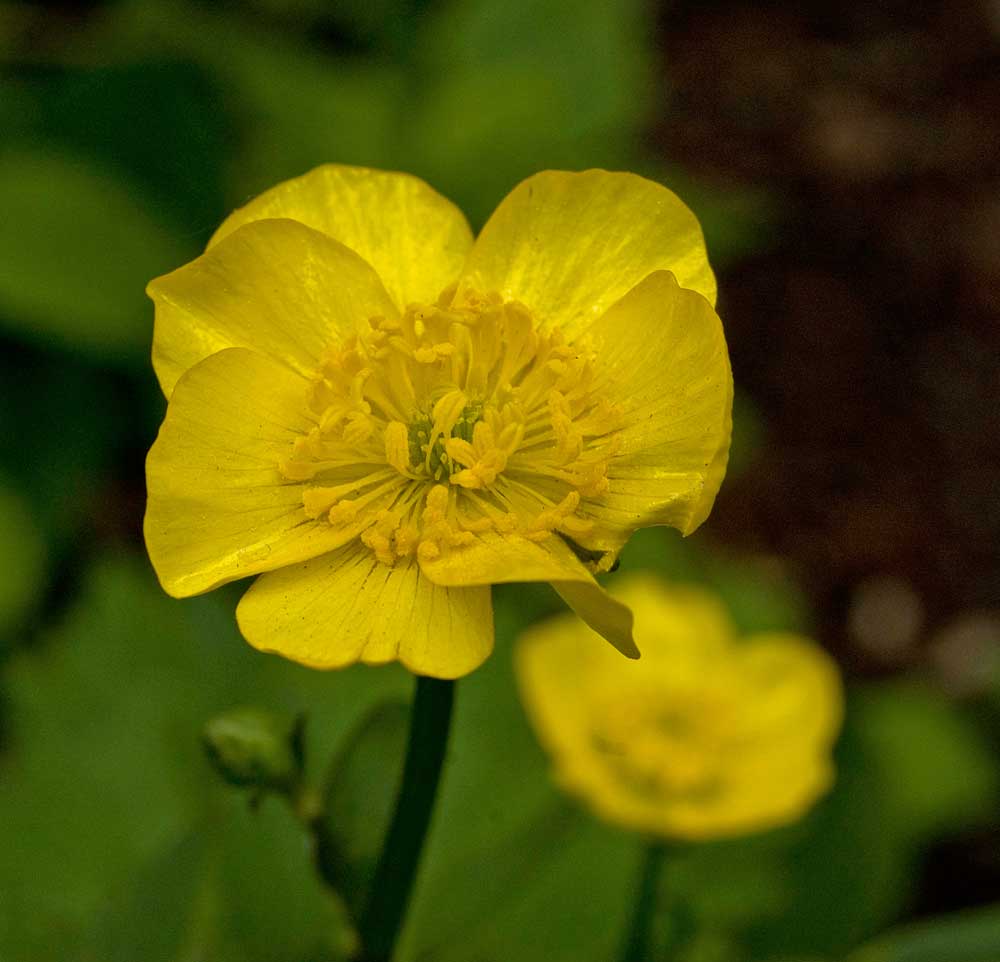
[515,575,843,839]
[144,166,732,679]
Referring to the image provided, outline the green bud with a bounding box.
[203,707,305,795]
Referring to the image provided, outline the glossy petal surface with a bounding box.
[237,545,493,678]
[419,529,637,658]
[584,270,732,545]
[145,348,368,596]
[458,169,717,339]
[210,164,473,311]
[149,218,398,397]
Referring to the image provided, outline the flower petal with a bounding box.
[209,164,474,311]
[145,348,370,597]
[736,633,845,746]
[418,530,637,658]
[457,169,716,338]
[555,270,731,551]
[236,545,493,679]
[149,218,398,397]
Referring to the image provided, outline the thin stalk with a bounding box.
[620,841,668,962]
[357,675,455,962]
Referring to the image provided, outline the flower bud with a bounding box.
[203,707,304,795]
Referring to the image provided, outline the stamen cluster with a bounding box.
[278,290,624,567]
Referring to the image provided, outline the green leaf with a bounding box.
[743,718,910,959]
[319,699,410,917]
[853,683,998,843]
[408,0,655,225]
[99,0,406,199]
[847,906,1000,962]
[0,478,47,641]
[88,801,357,962]
[650,166,786,269]
[0,355,125,545]
[616,529,811,637]
[745,685,998,959]
[0,554,408,960]
[1,61,230,234]
[0,149,190,359]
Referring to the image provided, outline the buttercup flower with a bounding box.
[515,575,843,839]
[145,166,732,678]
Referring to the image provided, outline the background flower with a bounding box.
[516,573,844,839]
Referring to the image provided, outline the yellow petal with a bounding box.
[581,270,732,545]
[236,545,493,679]
[145,348,370,597]
[549,580,637,659]
[458,169,716,339]
[418,529,637,658]
[149,218,398,397]
[209,164,473,311]
[736,632,845,746]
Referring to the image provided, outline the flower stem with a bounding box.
[357,675,455,962]
[620,841,668,962]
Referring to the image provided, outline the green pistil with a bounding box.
[407,402,484,479]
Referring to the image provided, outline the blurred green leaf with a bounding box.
[1,61,229,234]
[88,803,357,962]
[0,351,136,551]
[100,0,406,199]
[702,554,813,636]
[847,905,1000,962]
[726,387,767,481]
[0,149,189,359]
[0,478,47,641]
[320,699,409,917]
[410,0,654,225]
[746,685,998,960]
[0,554,408,960]
[853,684,998,844]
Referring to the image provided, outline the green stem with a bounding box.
[620,841,668,962]
[289,782,344,896]
[357,675,455,962]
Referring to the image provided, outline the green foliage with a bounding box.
[847,906,1000,962]
[0,479,47,642]
[0,555,408,961]
[0,149,190,359]
[320,699,410,917]
[408,0,654,225]
[852,684,999,844]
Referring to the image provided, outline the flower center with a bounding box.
[278,288,624,567]
[588,684,738,803]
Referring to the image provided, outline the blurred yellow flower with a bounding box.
[144,166,732,678]
[516,575,843,839]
